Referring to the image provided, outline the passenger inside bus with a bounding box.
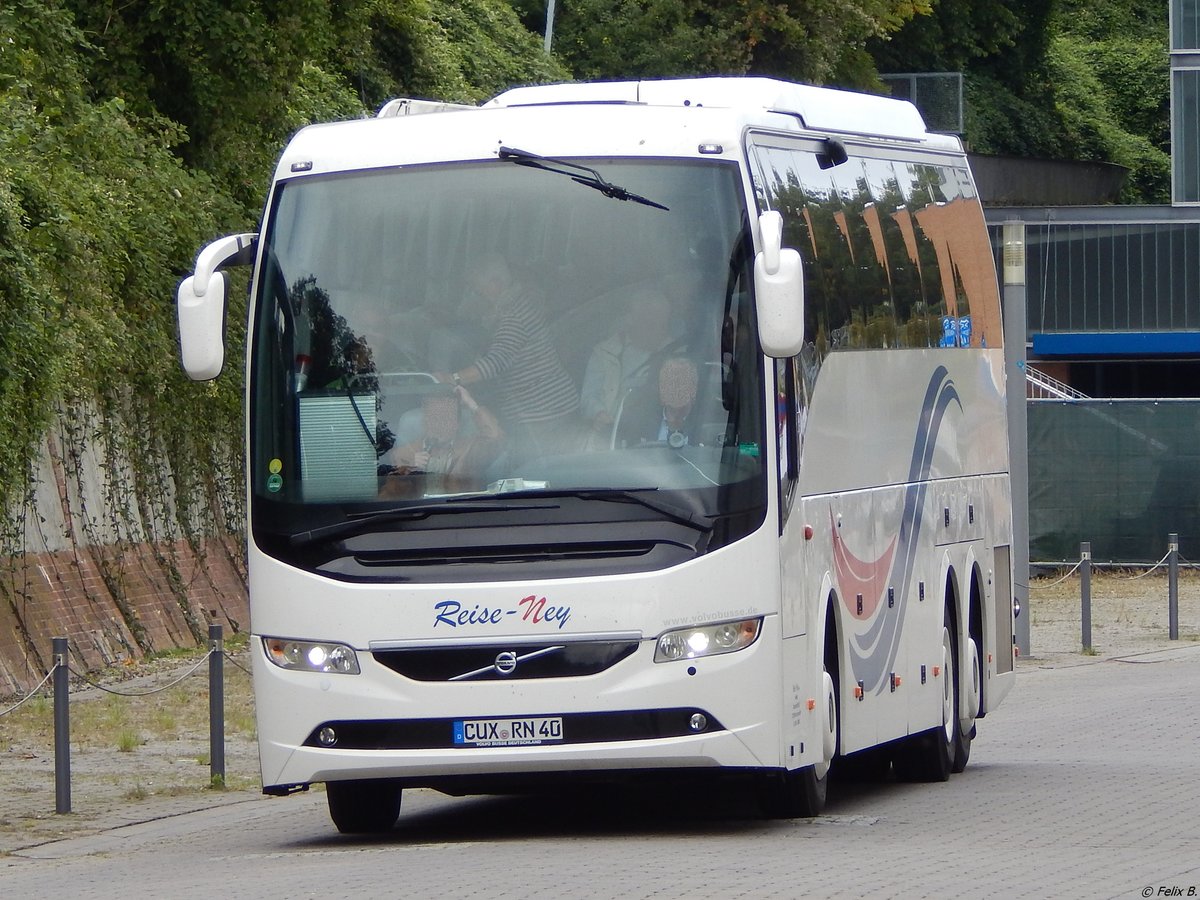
[437,253,582,460]
[377,383,504,496]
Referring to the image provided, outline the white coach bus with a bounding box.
[177,77,1016,833]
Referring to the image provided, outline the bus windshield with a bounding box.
[249,157,765,565]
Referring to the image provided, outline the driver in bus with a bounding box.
[615,356,704,449]
[580,287,673,446]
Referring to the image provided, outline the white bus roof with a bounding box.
[486,77,934,142]
[276,77,958,181]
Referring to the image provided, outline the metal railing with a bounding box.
[1025,364,1090,400]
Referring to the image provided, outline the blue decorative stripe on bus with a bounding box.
[844,366,961,694]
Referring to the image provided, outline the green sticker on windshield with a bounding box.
[738,442,760,458]
[266,473,283,493]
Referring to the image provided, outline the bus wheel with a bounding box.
[760,764,827,819]
[952,637,980,774]
[894,612,959,783]
[759,668,835,818]
[326,779,403,834]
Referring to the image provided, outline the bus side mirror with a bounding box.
[176,233,257,381]
[177,272,227,380]
[754,210,805,358]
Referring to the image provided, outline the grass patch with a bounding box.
[0,645,261,829]
[150,708,178,736]
[225,632,250,653]
[145,645,209,664]
[228,710,256,738]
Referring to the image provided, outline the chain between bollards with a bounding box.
[53,637,71,814]
[209,624,225,787]
[49,628,227,815]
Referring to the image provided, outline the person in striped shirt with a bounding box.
[440,253,582,459]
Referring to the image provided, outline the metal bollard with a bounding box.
[1080,542,1092,652]
[53,637,71,814]
[1168,533,1179,641]
[209,624,225,786]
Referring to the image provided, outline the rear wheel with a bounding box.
[952,637,980,773]
[894,610,960,783]
[326,779,403,834]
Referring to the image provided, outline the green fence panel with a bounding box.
[1029,400,1200,563]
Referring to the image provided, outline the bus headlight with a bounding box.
[654,618,762,662]
[264,638,360,674]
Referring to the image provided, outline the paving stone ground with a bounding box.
[0,568,1195,858]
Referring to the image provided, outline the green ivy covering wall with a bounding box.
[0,1,566,658]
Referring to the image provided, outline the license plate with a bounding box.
[453,716,564,747]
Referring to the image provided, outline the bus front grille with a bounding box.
[372,640,640,681]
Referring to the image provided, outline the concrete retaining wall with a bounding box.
[0,412,248,696]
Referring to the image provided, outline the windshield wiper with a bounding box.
[498,146,669,211]
[289,500,560,547]
[488,487,713,532]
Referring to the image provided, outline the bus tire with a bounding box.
[894,610,959,783]
[952,637,980,774]
[760,764,827,819]
[326,779,403,834]
[760,665,836,818]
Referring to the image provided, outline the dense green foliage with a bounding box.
[0,0,1177,545]
[0,2,242,523]
[872,0,1170,202]
[541,0,931,87]
[1048,0,1170,202]
[0,0,565,540]
[62,0,567,208]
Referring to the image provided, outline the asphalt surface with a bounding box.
[1,636,1198,899]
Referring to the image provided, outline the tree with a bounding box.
[551,0,931,89]
[0,0,244,513]
[869,0,1170,202]
[870,0,1063,156]
[63,0,567,208]
[1049,0,1169,202]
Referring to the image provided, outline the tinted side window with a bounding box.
[750,141,1002,384]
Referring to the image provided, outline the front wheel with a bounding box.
[760,764,827,818]
[326,779,403,834]
[760,668,836,818]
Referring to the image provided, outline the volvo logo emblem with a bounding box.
[494,651,518,675]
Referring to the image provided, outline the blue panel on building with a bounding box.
[1032,332,1200,357]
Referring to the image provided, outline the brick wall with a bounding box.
[0,415,248,697]
[0,536,248,696]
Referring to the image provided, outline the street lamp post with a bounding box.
[544,0,557,54]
